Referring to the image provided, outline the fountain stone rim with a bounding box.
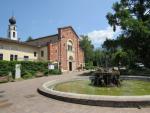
[38,76,150,107]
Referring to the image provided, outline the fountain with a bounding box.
[38,69,150,107]
[90,67,121,87]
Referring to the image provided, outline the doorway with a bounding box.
[69,62,72,71]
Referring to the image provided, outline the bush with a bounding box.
[44,69,49,76]
[0,61,62,80]
[22,71,33,79]
[85,62,95,70]
[44,69,62,76]
[121,68,150,76]
[0,61,53,78]
[0,76,9,83]
[0,70,8,77]
[0,61,11,77]
[50,69,62,75]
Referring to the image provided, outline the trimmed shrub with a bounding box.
[22,71,33,79]
[0,76,9,83]
[0,61,10,77]
[44,69,62,76]
[0,61,62,79]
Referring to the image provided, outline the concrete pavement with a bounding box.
[0,71,150,113]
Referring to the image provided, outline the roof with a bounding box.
[26,34,58,42]
[26,26,79,42]
[0,26,80,48]
[0,37,38,48]
[26,34,59,47]
[58,26,80,39]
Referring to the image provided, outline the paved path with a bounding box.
[0,71,149,113]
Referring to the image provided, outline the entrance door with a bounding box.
[69,62,72,71]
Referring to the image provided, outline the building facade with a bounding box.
[0,16,84,72]
[0,38,39,61]
[27,26,84,72]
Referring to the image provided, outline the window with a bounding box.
[24,56,29,61]
[68,45,73,51]
[13,32,15,37]
[10,54,13,61]
[67,40,73,52]
[34,52,37,57]
[15,55,18,61]
[69,56,73,61]
[41,51,44,57]
[10,54,18,61]
[0,54,3,60]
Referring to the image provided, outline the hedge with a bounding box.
[0,61,61,79]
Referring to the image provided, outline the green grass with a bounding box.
[53,79,150,96]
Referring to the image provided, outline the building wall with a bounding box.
[0,41,38,61]
[38,46,48,62]
[8,25,18,41]
[47,42,59,62]
[0,26,85,72]
[58,27,84,71]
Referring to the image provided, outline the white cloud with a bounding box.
[87,26,121,48]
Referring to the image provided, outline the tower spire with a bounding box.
[7,15,18,40]
[12,10,14,17]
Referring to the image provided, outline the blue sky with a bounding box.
[0,0,120,47]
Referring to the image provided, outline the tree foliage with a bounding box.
[93,48,106,66]
[80,35,94,63]
[26,36,33,41]
[102,38,118,53]
[114,50,129,66]
[106,0,150,67]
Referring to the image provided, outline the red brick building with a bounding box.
[27,26,84,72]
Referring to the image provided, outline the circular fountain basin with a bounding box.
[38,76,150,107]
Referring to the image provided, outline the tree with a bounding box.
[80,35,94,66]
[113,50,129,66]
[26,36,33,41]
[93,48,104,66]
[102,38,120,67]
[106,0,150,67]
[102,38,118,53]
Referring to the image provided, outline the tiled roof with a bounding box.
[26,34,59,47]
[58,26,80,39]
[0,37,38,48]
[26,34,58,42]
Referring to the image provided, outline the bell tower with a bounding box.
[8,16,18,40]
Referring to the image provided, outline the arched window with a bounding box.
[67,40,73,51]
[13,32,15,37]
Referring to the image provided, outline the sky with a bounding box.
[0,0,120,48]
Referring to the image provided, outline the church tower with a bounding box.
[8,16,18,40]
